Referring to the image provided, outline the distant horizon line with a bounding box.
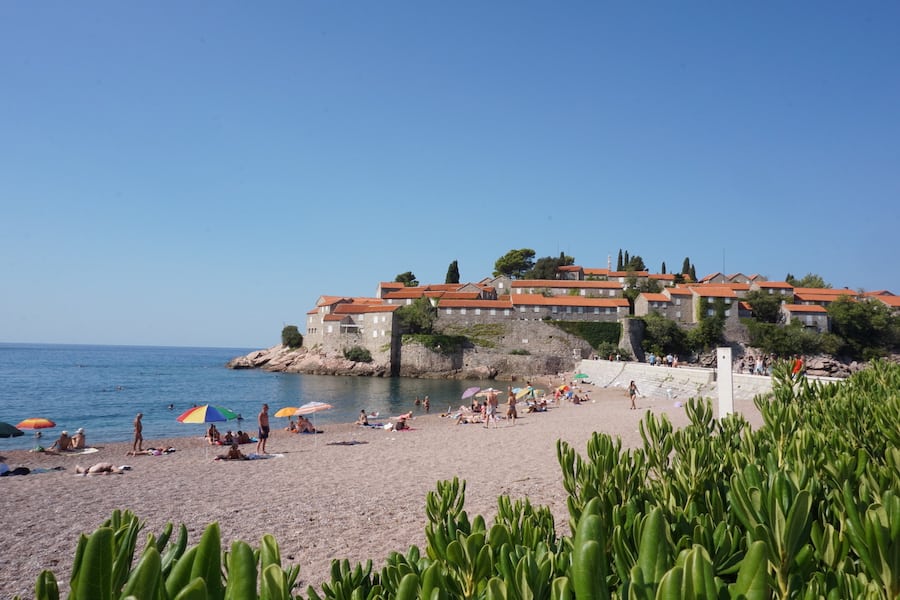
[0,341,263,351]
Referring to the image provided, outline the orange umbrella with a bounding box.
[16,417,56,430]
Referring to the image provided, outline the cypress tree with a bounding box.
[616,249,623,271]
[661,261,666,275]
[445,260,460,284]
[682,257,691,275]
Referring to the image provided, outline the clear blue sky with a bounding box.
[2,2,898,348]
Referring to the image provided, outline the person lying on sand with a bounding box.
[76,462,123,475]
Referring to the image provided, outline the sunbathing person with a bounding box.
[216,443,247,461]
[48,431,72,453]
[70,428,86,450]
[285,418,298,432]
[236,431,252,444]
[296,416,317,433]
[75,462,124,475]
[223,430,234,445]
[206,424,221,445]
[356,410,369,426]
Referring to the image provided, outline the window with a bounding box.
[594,307,600,314]
[566,306,572,313]
[503,309,510,316]
[327,325,333,333]
[373,331,378,338]
[490,309,496,315]
[534,306,540,313]
[460,308,467,315]
[707,309,715,316]
[445,308,452,315]
[474,308,481,315]
[725,298,732,304]
[675,311,681,319]
[675,298,681,305]
[520,307,526,313]
[577,306,584,313]
[724,309,731,317]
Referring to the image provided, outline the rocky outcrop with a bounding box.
[227,345,390,377]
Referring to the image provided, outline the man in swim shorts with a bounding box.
[257,403,270,454]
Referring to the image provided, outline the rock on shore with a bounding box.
[227,345,390,376]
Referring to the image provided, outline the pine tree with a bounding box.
[682,257,691,275]
[617,249,623,271]
[661,261,667,275]
[624,251,630,269]
[690,264,697,282]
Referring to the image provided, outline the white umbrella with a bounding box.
[295,402,333,446]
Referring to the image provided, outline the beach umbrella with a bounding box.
[516,387,544,400]
[16,417,56,430]
[0,422,24,438]
[461,386,481,400]
[475,387,501,398]
[573,373,590,380]
[176,404,238,424]
[274,406,299,418]
[295,402,332,446]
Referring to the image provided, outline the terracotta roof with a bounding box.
[511,279,623,289]
[378,282,405,289]
[333,304,400,315]
[640,293,670,302]
[384,290,428,299]
[510,294,629,308]
[793,287,856,296]
[783,304,828,313]
[700,272,723,282]
[608,270,650,277]
[739,301,752,311]
[316,295,351,306]
[794,293,855,303]
[863,290,894,296]
[557,265,583,272]
[691,286,738,298]
[875,295,900,308]
[431,292,481,300]
[437,299,514,309]
[323,314,346,322]
[665,288,694,296]
[583,268,610,276]
[649,273,675,281]
[756,281,793,289]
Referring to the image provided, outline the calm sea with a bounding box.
[0,343,487,451]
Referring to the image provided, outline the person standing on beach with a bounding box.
[628,381,640,410]
[506,386,517,426]
[257,403,270,455]
[132,413,143,452]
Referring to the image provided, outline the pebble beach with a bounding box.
[0,377,764,599]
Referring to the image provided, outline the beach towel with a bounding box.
[326,440,369,446]
[65,447,99,455]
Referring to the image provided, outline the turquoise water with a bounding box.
[0,343,486,451]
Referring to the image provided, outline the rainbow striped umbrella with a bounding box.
[176,405,238,424]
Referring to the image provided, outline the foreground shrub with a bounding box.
[26,362,900,599]
[342,345,372,363]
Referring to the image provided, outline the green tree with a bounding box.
[689,264,697,282]
[661,261,666,275]
[785,273,831,288]
[616,249,624,271]
[445,260,460,284]
[493,248,536,279]
[827,296,898,360]
[625,255,646,271]
[687,299,725,351]
[281,325,303,348]
[525,252,575,280]
[743,289,783,324]
[640,313,688,356]
[681,257,691,275]
[394,297,437,334]
[394,271,419,287]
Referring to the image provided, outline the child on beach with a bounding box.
[628,381,640,410]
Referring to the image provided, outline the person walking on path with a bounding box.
[257,403,270,455]
[132,413,143,452]
[628,381,640,410]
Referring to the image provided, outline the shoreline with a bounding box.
[0,377,765,599]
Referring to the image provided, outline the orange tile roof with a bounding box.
[378,282,405,289]
[641,293,670,302]
[323,314,346,322]
[794,293,855,303]
[691,286,738,298]
[583,268,610,276]
[793,287,856,296]
[700,272,723,282]
[558,265,583,272]
[756,281,793,289]
[608,270,650,277]
[437,298,514,309]
[649,273,675,280]
[333,304,401,315]
[511,279,623,289]
[665,288,694,296]
[428,291,481,300]
[875,295,900,308]
[783,304,828,313]
[739,301,752,311]
[510,294,629,308]
[863,289,894,296]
